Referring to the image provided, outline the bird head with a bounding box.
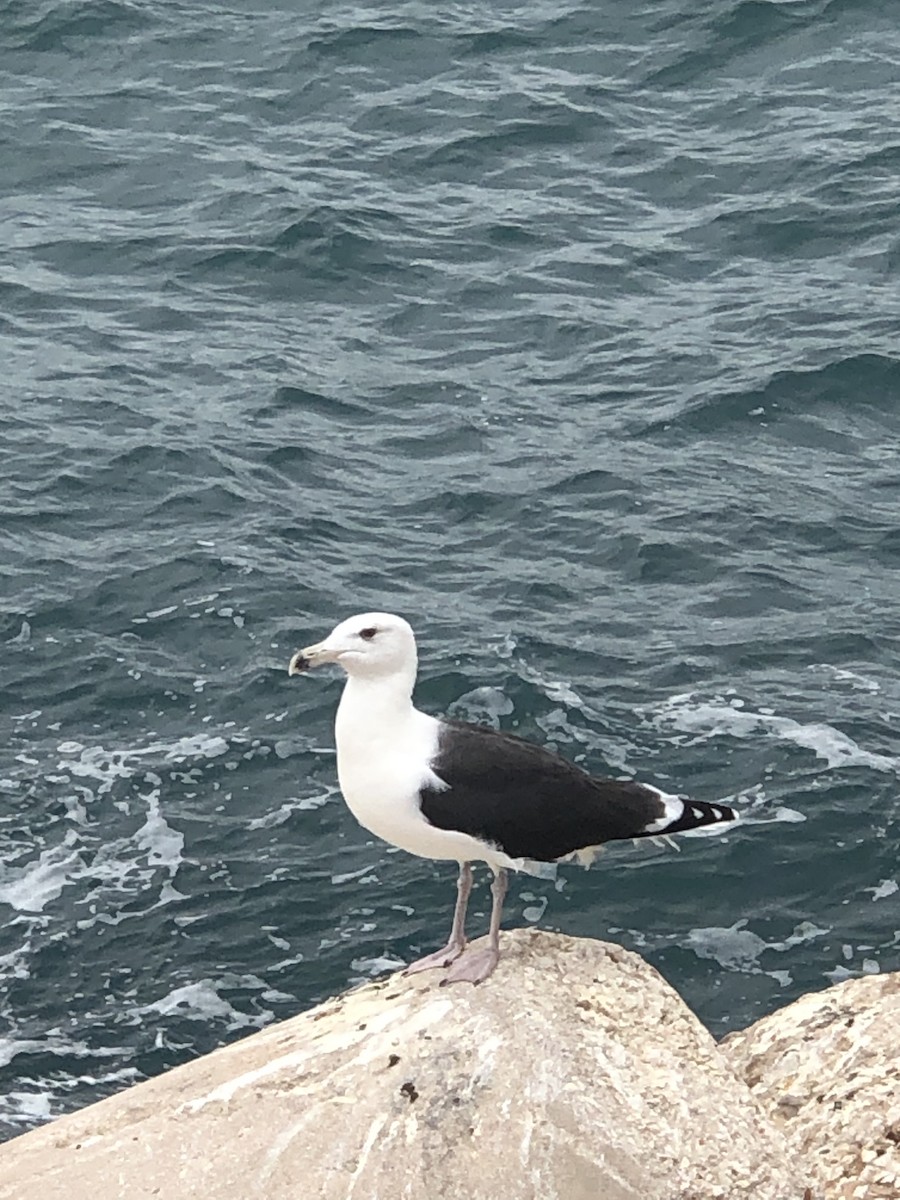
[288,612,418,682]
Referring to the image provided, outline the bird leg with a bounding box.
[404,862,473,974]
[441,867,508,986]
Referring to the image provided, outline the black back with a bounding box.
[419,720,668,861]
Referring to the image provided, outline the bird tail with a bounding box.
[641,794,738,839]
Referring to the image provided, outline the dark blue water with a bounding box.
[2,0,899,1137]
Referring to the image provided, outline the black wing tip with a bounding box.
[657,798,738,836]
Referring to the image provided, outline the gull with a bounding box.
[288,612,736,984]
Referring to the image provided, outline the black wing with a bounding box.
[419,720,667,861]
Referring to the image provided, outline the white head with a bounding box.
[288,612,418,685]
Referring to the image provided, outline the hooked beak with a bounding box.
[287,641,338,676]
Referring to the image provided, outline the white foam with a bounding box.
[0,733,229,926]
[0,723,281,1133]
[3,1091,51,1122]
[155,734,229,761]
[134,789,184,877]
[520,892,548,923]
[331,864,380,885]
[0,1065,142,1130]
[138,981,262,1032]
[0,1038,47,1070]
[517,660,586,710]
[811,665,881,693]
[349,954,406,978]
[864,879,898,901]
[63,746,133,793]
[826,956,882,983]
[0,1034,127,1070]
[0,837,82,913]
[654,694,897,772]
[448,687,514,727]
[682,919,830,979]
[682,922,768,971]
[247,787,336,831]
[56,732,236,786]
[0,936,33,982]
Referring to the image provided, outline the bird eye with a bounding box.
[359,627,377,641]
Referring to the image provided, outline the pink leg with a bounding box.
[405,862,473,974]
[441,867,508,986]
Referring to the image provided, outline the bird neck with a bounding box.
[335,670,417,741]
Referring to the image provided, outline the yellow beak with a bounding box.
[287,642,330,675]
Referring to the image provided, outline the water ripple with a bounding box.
[2,0,900,1137]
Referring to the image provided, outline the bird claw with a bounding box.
[439,945,500,986]
[404,941,466,975]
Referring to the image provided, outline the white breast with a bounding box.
[333,681,512,867]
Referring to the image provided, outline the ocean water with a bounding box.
[2,0,899,1138]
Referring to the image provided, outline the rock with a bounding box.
[723,972,900,1200]
[0,930,799,1200]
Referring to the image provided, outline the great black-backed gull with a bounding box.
[288,612,737,984]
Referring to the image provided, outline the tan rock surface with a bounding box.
[723,971,900,1200]
[0,929,801,1200]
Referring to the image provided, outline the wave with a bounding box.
[653,691,898,773]
[3,0,151,53]
[640,354,900,435]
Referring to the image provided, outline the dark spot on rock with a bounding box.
[400,1081,419,1103]
[575,999,591,1010]
[387,1054,400,1068]
[845,1016,855,1027]
[358,1023,367,1031]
